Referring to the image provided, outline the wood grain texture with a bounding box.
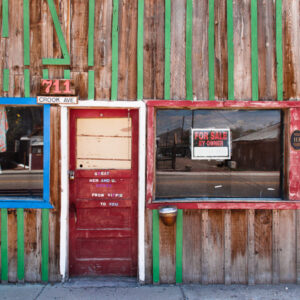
[7,210,17,282]
[49,106,61,281]
[257,0,276,100]
[206,210,224,283]
[233,0,252,100]
[144,209,153,283]
[278,210,296,283]
[118,0,138,100]
[24,210,41,282]
[297,210,300,284]
[272,209,280,284]
[94,0,112,100]
[159,218,175,283]
[214,0,228,100]
[192,0,208,100]
[231,210,247,284]
[143,0,165,100]
[182,210,201,283]
[254,210,272,283]
[282,0,300,100]
[70,0,88,72]
[224,210,231,284]
[247,209,255,285]
[170,0,186,100]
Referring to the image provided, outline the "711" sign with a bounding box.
[40,79,75,96]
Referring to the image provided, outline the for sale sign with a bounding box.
[191,128,231,160]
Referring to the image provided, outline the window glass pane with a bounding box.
[155,109,282,200]
[0,106,43,197]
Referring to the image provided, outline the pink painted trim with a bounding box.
[145,100,300,109]
[147,202,300,210]
[146,106,155,205]
[146,100,300,208]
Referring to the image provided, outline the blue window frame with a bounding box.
[0,98,52,208]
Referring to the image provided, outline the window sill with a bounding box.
[147,199,300,210]
[0,199,53,209]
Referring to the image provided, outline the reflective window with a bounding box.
[0,106,43,197]
[155,109,282,200]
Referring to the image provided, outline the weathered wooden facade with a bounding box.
[0,0,300,284]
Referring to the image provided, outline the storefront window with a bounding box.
[0,106,43,197]
[155,109,282,200]
[0,99,51,209]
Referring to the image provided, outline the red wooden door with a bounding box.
[69,109,138,276]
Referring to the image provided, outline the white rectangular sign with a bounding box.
[37,96,78,104]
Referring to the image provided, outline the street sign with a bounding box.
[37,96,78,104]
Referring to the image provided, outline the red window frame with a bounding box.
[146,100,300,210]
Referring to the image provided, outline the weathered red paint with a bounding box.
[146,100,300,109]
[147,202,300,210]
[146,106,155,205]
[146,101,300,209]
[69,109,139,276]
[289,108,300,200]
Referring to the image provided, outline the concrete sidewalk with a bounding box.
[1,279,300,300]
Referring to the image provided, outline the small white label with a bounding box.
[37,96,78,104]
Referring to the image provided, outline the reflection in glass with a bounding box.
[0,106,43,197]
[155,109,282,200]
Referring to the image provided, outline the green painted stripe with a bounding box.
[251,0,258,101]
[186,0,193,101]
[64,69,71,79]
[17,209,24,281]
[88,0,95,67]
[227,0,234,100]
[208,0,215,100]
[3,69,9,92]
[276,0,283,101]
[23,0,30,65]
[137,0,144,100]
[41,209,49,282]
[42,0,70,65]
[164,0,171,100]
[111,0,119,101]
[1,209,8,282]
[2,0,9,37]
[175,209,183,284]
[153,209,160,283]
[42,69,49,79]
[24,69,30,97]
[88,70,94,100]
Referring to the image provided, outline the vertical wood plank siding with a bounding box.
[251,0,258,101]
[164,0,171,100]
[17,209,24,282]
[227,0,234,100]
[0,0,300,284]
[276,0,283,101]
[111,0,119,100]
[137,0,144,100]
[2,0,9,37]
[1,209,8,282]
[208,0,215,100]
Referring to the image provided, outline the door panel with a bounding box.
[69,109,138,277]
